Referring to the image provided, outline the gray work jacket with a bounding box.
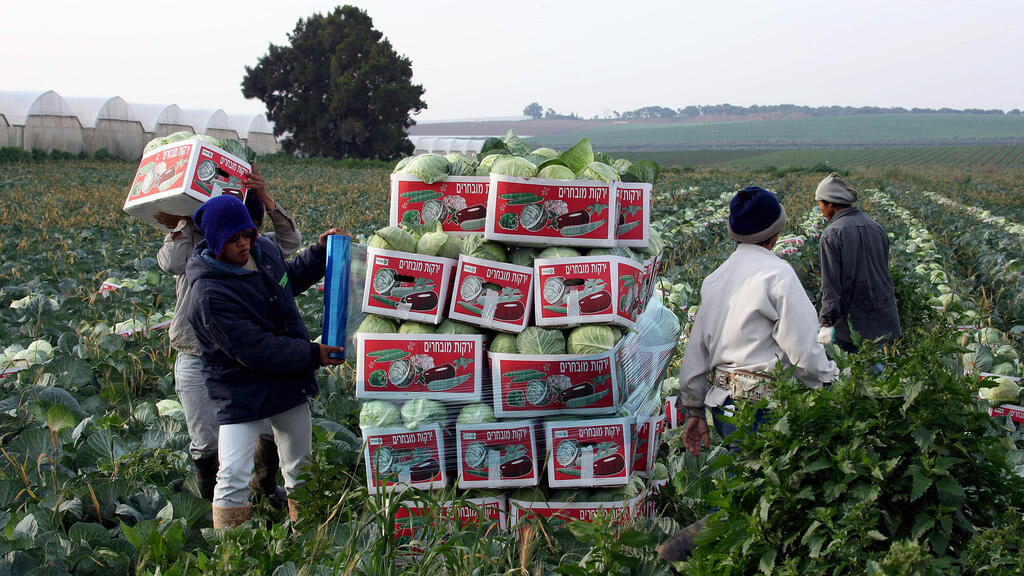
[818,207,902,347]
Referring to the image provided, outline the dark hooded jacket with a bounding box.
[818,207,902,349]
[187,235,325,424]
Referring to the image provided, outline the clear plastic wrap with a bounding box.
[323,164,674,527]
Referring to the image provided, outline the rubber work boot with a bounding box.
[657,514,710,563]
[287,498,299,523]
[251,436,288,509]
[192,455,219,503]
[212,504,252,529]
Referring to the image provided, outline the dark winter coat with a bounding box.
[818,207,902,348]
[187,236,325,424]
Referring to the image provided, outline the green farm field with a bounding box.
[621,144,1024,170]
[1,156,1023,574]
[523,113,1024,151]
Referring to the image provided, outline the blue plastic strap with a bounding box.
[323,235,352,359]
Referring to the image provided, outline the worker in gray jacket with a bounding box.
[156,168,302,505]
[815,173,901,352]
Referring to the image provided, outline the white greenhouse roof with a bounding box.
[130,103,192,132]
[0,90,75,125]
[65,96,138,128]
[227,113,273,138]
[181,109,234,135]
[409,136,485,155]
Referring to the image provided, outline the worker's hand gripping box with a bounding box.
[533,256,646,329]
[363,424,447,494]
[362,246,457,324]
[124,140,250,229]
[456,420,540,489]
[355,334,485,402]
[485,175,618,247]
[447,255,534,333]
[389,174,491,236]
[488,347,622,418]
[545,416,632,488]
[614,182,651,248]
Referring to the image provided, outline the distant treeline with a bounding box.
[613,104,1022,120]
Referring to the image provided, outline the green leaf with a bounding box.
[772,414,790,435]
[758,549,777,574]
[558,138,594,173]
[98,333,125,352]
[45,404,76,434]
[909,466,932,501]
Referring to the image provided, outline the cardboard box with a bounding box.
[124,140,250,229]
[390,174,491,236]
[448,255,534,333]
[664,396,682,429]
[614,182,651,248]
[485,175,618,247]
[456,420,540,489]
[394,496,508,545]
[363,424,447,494]
[533,256,646,329]
[362,246,457,324]
[545,417,632,488]
[631,414,666,478]
[508,494,643,527]
[356,334,486,402]
[989,403,1024,424]
[488,346,622,418]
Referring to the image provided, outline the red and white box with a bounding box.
[389,174,490,236]
[363,424,447,494]
[631,414,666,478]
[488,347,622,418]
[394,496,508,544]
[545,417,632,488]
[989,404,1024,424]
[363,246,457,324]
[614,182,651,248]
[448,255,534,333]
[124,140,250,229]
[356,334,485,402]
[485,175,618,247]
[508,494,642,527]
[534,256,645,329]
[664,396,683,429]
[456,420,540,489]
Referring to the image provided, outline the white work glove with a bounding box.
[817,326,835,344]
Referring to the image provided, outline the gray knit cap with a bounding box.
[815,172,858,204]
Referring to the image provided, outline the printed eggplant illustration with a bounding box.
[402,290,439,311]
[409,458,441,482]
[517,374,609,409]
[554,439,624,477]
[499,193,609,237]
[457,277,526,321]
[464,442,532,479]
[543,277,610,314]
[367,350,473,391]
[371,446,439,483]
[451,204,487,230]
[371,269,439,311]
[616,205,644,236]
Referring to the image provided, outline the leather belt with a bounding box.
[708,369,773,401]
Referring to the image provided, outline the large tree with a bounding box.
[242,6,426,159]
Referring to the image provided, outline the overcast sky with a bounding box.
[2,0,1020,122]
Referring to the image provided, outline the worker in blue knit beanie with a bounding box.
[186,194,347,529]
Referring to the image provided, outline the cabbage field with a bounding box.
[0,156,1022,575]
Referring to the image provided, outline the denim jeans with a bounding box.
[710,400,771,452]
[214,402,312,508]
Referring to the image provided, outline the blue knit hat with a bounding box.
[193,196,257,257]
[727,186,788,244]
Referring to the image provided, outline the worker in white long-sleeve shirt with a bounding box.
[658,186,837,564]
